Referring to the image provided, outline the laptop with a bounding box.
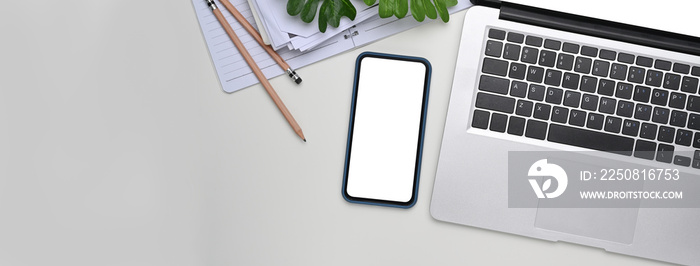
[430,0,700,264]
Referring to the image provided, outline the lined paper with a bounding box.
[192,0,355,93]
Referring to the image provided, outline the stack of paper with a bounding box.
[249,0,379,51]
[192,0,472,93]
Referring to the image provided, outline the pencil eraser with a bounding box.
[295,78,302,84]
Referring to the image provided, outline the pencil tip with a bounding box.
[303,139,307,142]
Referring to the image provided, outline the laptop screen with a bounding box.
[509,0,699,38]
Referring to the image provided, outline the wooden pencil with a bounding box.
[218,0,302,84]
[205,0,306,142]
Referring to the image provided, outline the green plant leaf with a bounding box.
[422,0,437,19]
[434,0,449,22]
[444,0,458,7]
[287,0,457,32]
[378,0,394,18]
[287,0,304,15]
[287,0,357,32]
[395,0,408,18]
[410,0,425,22]
[301,0,320,23]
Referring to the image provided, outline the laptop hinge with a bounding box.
[497,1,700,57]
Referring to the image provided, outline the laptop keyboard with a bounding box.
[472,28,700,168]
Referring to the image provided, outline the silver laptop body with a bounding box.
[431,2,700,265]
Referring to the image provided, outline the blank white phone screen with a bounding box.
[346,56,427,203]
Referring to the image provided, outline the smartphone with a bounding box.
[342,52,432,208]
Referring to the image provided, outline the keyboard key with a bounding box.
[525,119,547,140]
[569,110,587,127]
[562,72,580,90]
[618,53,635,64]
[598,97,616,114]
[592,60,610,77]
[688,114,700,130]
[600,49,617,60]
[650,89,669,106]
[581,94,599,111]
[521,47,539,64]
[616,100,634,118]
[655,59,672,71]
[669,92,686,109]
[556,53,574,71]
[539,50,556,67]
[472,110,490,129]
[687,96,700,112]
[544,39,561,50]
[546,87,564,104]
[670,110,688,127]
[673,63,690,74]
[656,144,674,163]
[510,81,528,98]
[675,129,692,146]
[604,116,622,133]
[563,91,581,108]
[488,29,506,40]
[548,124,634,156]
[574,57,592,74]
[503,44,521,60]
[636,56,653,67]
[681,77,699,93]
[525,36,543,47]
[475,92,515,114]
[510,80,527,98]
[533,103,551,120]
[587,113,604,130]
[526,66,544,83]
[652,107,670,124]
[483,58,509,76]
[528,84,546,101]
[674,156,691,167]
[562,43,579,54]
[633,85,651,102]
[622,119,640,137]
[645,70,663,87]
[580,76,598,92]
[634,139,656,160]
[694,132,700,148]
[634,104,652,121]
[610,63,628,80]
[627,66,645,84]
[597,79,615,96]
[640,123,658,140]
[490,113,508,132]
[615,82,633,99]
[544,69,562,86]
[509,62,527,80]
[507,32,524,43]
[581,46,598,57]
[657,126,675,143]
[485,40,503,57]
[693,66,700,77]
[508,116,526,136]
[479,75,510,95]
[663,73,681,90]
[516,100,534,117]
[552,107,569,123]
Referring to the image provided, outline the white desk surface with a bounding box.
[0,1,671,265]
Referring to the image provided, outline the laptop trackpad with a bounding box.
[534,208,638,244]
